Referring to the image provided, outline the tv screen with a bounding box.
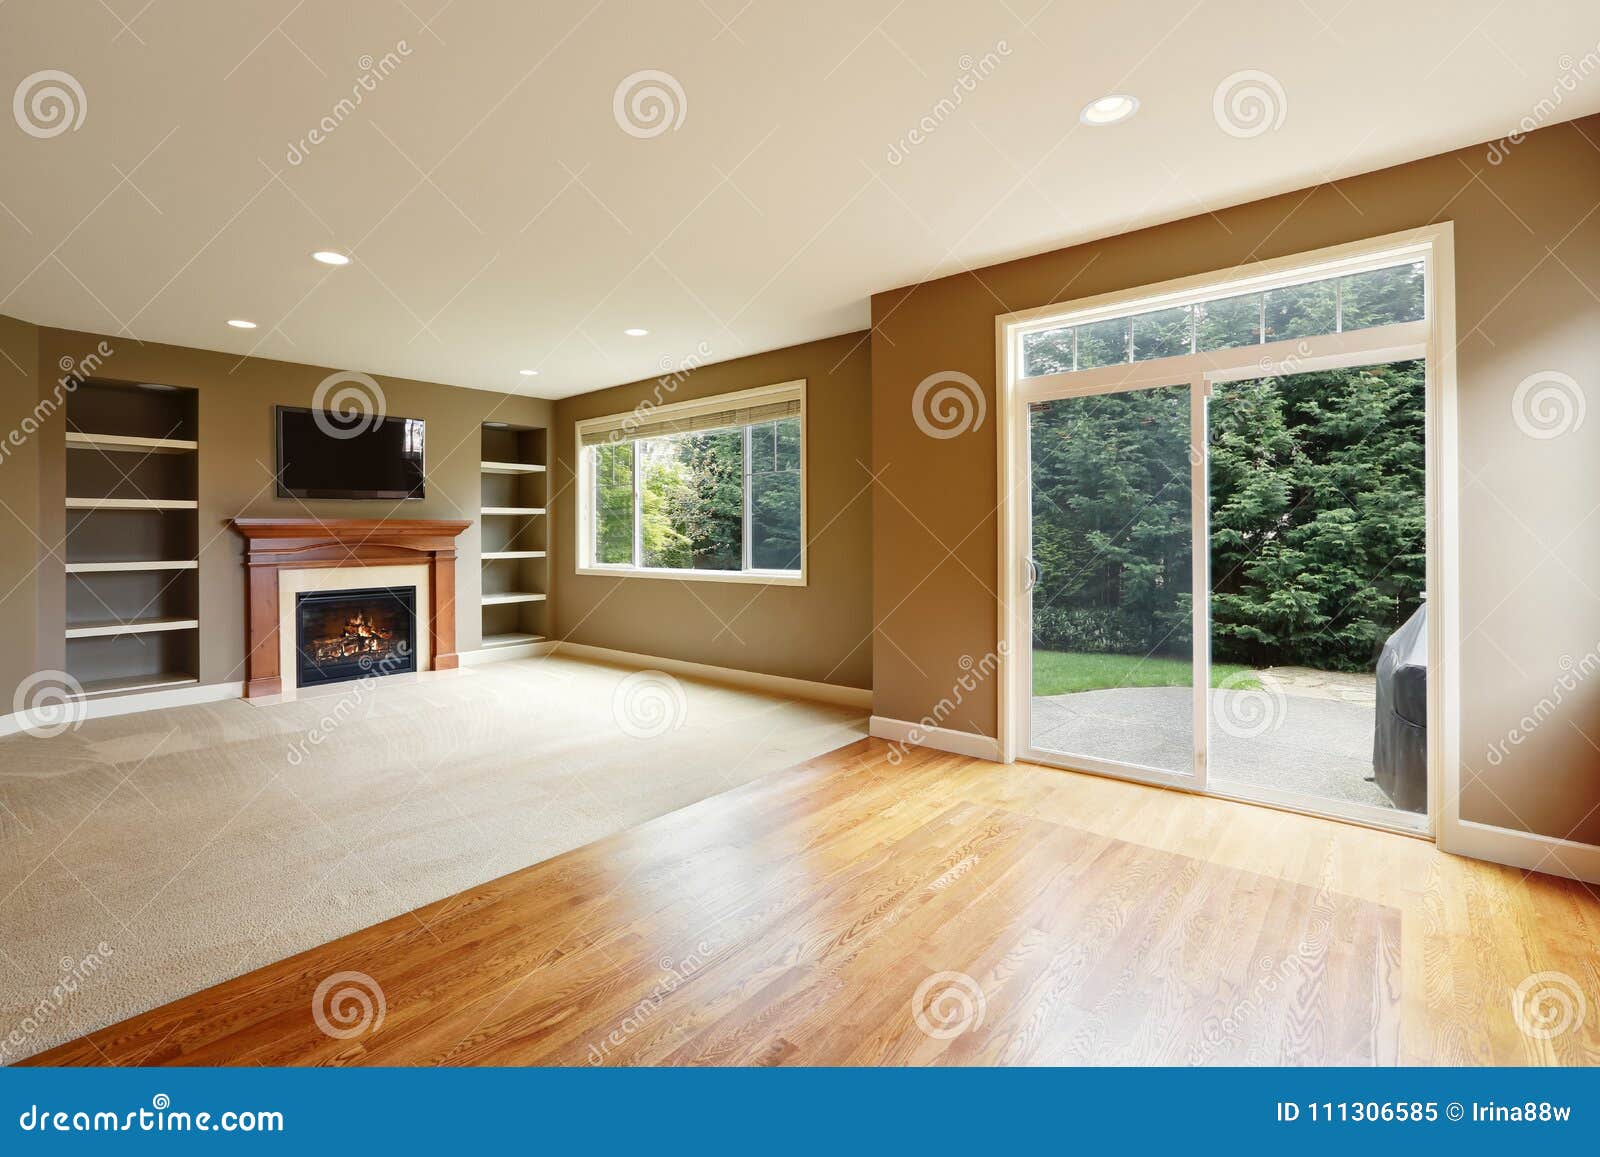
[275,406,426,500]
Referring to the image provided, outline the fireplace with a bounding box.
[231,518,468,698]
[294,586,417,688]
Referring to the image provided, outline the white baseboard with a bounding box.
[550,640,872,710]
[459,640,556,666]
[869,714,1003,762]
[0,680,245,737]
[1441,818,1600,885]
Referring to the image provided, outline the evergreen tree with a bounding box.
[1029,386,1193,657]
[1208,360,1425,669]
[1030,359,1425,671]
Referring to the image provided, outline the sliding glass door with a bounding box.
[1205,360,1428,820]
[1018,360,1430,826]
[1027,382,1202,788]
[1008,244,1436,831]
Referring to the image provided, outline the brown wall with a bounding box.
[870,115,1600,845]
[550,332,873,691]
[0,315,42,704]
[22,328,550,692]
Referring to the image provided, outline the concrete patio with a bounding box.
[1030,669,1402,810]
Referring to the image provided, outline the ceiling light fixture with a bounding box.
[519,369,539,376]
[623,328,649,337]
[312,250,351,266]
[1079,94,1139,126]
[227,319,257,329]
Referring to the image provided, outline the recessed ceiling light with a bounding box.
[623,328,649,337]
[312,250,351,266]
[1079,94,1139,126]
[227,319,257,329]
[519,369,539,376]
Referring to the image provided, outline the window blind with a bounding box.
[580,388,801,447]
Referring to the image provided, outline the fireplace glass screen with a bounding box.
[294,585,417,688]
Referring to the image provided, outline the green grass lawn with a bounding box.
[1032,650,1261,697]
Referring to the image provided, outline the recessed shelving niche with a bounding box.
[64,380,200,698]
[479,423,547,650]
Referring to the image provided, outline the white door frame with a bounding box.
[995,223,1459,839]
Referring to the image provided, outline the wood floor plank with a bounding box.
[26,739,1600,1066]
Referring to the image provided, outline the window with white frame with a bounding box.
[1018,258,1424,378]
[577,381,805,581]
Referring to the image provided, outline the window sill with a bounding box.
[575,565,807,588]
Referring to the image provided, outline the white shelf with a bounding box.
[481,632,545,649]
[67,497,198,511]
[67,431,197,454]
[66,616,200,639]
[74,671,199,698]
[479,425,546,655]
[66,559,198,574]
[64,385,201,703]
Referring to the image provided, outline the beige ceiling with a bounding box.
[2,0,1597,399]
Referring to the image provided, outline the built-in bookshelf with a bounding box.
[479,422,547,650]
[64,381,200,699]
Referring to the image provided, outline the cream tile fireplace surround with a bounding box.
[277,564,432,695]
[229,519,471,698]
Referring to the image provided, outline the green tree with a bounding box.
[640,450,692,568]
[638,430,743,570]
[593,442,635,564]
[751,418,801,570]
[675,430,743,569]
[1029,386,1193,658]
[598,418,802,574]
[1029,360,1426,671]
[1208,360,1425,669]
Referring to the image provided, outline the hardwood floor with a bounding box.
[30,739,1600,1066]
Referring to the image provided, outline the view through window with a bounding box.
[1020,261,1424,378]
[1025,358,1428,818]
[584,393,802,577]
[1016,249,1431,824]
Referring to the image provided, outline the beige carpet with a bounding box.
[0,656,866,1063]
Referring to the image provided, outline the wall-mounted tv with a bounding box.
[275,405,426,500]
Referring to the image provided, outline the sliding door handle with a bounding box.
[1024,556,1040,592]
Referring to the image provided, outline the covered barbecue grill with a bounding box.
[1373,601,1427,813]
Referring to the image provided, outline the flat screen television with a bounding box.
[275,405,426,500]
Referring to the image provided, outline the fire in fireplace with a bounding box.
[295,586,417,688]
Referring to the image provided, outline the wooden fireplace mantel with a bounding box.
[230,518,472,698]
